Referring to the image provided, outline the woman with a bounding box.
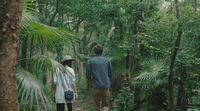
[54,55,78,111]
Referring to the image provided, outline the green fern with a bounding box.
[132,58,168,89]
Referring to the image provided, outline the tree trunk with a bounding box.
[194,0,197,12]
[28,37,34,71]
[49,0,59,26]
[21,37,27,69]
[125,49,130,80]
[0,0,23,111]
[177,64,188,111]
[168,0,182,111]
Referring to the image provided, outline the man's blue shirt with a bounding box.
[86,55,112,89]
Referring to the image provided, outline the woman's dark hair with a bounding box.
[61,60,73,67]
[93,44,103,55]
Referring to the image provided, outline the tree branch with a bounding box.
[49,0,59,26]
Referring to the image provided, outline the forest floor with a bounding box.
[74,97,88,111]
[72,77,94,111]
[72,76,115,111]
[73,91,93,111]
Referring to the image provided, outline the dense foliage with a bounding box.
[15,0,200,111]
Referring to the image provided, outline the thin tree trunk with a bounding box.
[0,0,23,110]
[126,49,131,80]
[194,0,197,12]
[131,13,140,72]
[28,37,34,71]
[126,49,130,70]
[21,37,27,69]
[37,0,48,22]
[168,0,182,110]
[49,0,59,26]
[177,64,188,111]
[40,0,51,88]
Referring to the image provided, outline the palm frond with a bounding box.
[30,55,72,77]
[21,20,74,49]
[21,0,38,28]
[31,55,60,73]
[21,0,74,50]
[23,0,38,13]
[16,68,53,111]
[132,58,167,89]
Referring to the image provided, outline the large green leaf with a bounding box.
[16,68,53,111]
[30,55,73,77]
[21,0,74,50]
[132,58,167,89]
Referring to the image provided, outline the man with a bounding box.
[86,44,112,111]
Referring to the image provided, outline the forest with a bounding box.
[0,0,200,111]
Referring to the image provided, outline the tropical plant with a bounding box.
[133,58,167,89]
[114,82,134,111]
[3,0,199,110]
[16,0,74,110]
[131,58,168,111]
[17,68,53,111]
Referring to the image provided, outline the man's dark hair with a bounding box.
[93,44,103,55]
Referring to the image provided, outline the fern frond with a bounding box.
[132,58,167,89]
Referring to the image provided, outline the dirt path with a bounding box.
[73,91,91,111]
[74,99,88,111]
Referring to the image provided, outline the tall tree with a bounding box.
[0,0,23,110]
[168,0,182,110]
